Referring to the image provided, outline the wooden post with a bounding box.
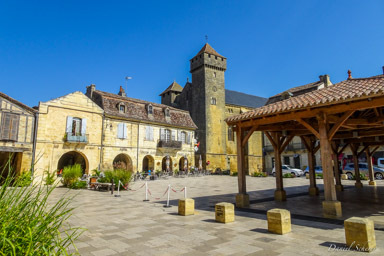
[331,142,343,191]
[266,131,292,201]
[235,125,249,207]
[350,144,363,188]
[318,114,342,218]
[366,148,376,186]
[301,136,319,196]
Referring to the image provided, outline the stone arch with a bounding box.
[142,155,154,173]
[162,156,172,172]
[57,151,89,174]
[113,154,133,171]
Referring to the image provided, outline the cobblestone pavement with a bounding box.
[50,176,384,255]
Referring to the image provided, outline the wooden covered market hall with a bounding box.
[226,71,384,218]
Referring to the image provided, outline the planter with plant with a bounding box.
[283,173,295,178]
[252,172,268,177]
[62,164,83,187]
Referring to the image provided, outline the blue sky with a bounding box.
[1,0,384,107]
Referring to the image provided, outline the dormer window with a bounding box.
[148,104,153,115]
[117,102,125,113]
[281,92,293,101]
[165,108,170,117]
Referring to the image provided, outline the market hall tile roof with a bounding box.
[0,91,37,113]
[225,89,268,108]
[91,89,197,129]
[226,75,384,124]
[159,81,183,96]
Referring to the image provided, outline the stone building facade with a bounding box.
[86,85,196,173]
[160,44,267,173]
[263,75,332,171]
[0,92,37,177]
[34,91,104,179]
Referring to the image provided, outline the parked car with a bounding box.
[377,158,384,168]
[303,166,323,175]
[342,163,384,180]
[272,165,304,177]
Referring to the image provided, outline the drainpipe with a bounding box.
[99,113,105,170]
[31,111,39,177]
[136,122,140,173]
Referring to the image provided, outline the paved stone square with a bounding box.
[50,176,384,255]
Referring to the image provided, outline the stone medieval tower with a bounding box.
[188,44,227,169]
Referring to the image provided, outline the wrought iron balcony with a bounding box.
[157,140,182,149]
[65,133,88,143]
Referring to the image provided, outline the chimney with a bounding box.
[323,74,331,87]
[86,84,96,98]
[382,66,384,75]
[118,86,126,97]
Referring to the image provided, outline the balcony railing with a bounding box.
[157,140,182,149]
[65,133,88,143]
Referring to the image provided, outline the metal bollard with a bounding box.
[184,186,187,198]
[164,185,171,208]
[143,182,149,201]
[114,180,121,197]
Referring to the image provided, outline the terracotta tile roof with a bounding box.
[159,81,183,96]
[0,91,37,113]
[193,43,226,59]
[226,76,384,123]
[92,90,197,129]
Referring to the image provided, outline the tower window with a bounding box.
[211,97,216,105]
[215,56,217,60]
[208,54,211,58]
[213,72,216,78]
[228,126,234,141]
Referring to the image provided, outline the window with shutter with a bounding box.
[165,129,171,142]
[187,132,191,144]
[117,123,124,139]
[150,126,154,141]
[180,132,186,144]
[0,113,19,141]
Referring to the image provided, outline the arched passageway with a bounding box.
[162,156,172,172]
[113,154,132,171]
[179,157,188,171]
[57,151,88,174]
[142,155,154,173]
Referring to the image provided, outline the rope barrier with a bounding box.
[125,183,145,191]
[147,187,169,200]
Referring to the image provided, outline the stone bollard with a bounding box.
[267,209,291,235]
[215,203,235,223]
[305,173,309,179]
[178,198,195,216]
[344,217,376,252]
[341,174,348,180]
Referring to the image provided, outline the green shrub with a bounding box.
[231,171,238,176]
[91,169,101,177]
[100,169,133,188]
[44,169,56,185]
[69,180,87,189]
[315,173,323,179]
[252,172,268,177]
[352,173,368,180]
[14,170,32,187]
[283,173,294,178]
[0,164,83,255]
[62,164,83,187]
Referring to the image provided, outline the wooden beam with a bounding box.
[328,110,354,139]
[337,143,349,155]
[297,118,320,139]
[242,125,258,147]
[279,135,294,154]
[265,131,277,149]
